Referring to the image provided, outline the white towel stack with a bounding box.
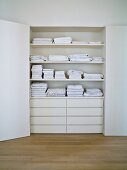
[31,82,48,97]
[31,65,43,79]
[88,41,103,45]
[84,89,103,97]
[30,55,47,62]
[55,71,66,79]
[83,72,104,79]
[32,38,53,44]
[48,55,69,61]
[67,85,84,97]
[46,88,66,97]
[67,70,83,79]
[92,57,104,63]
[68,54,92,62]
[54,37,72,44]
[43,69,54,79]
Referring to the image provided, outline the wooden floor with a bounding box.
[0,134,127,170]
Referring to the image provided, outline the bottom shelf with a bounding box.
[30,96,104,99]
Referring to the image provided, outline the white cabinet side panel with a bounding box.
[105,26,127,136]
[0,20,30,141]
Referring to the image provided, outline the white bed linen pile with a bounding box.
[30,55,47,62]
[68,54,92,62]
[43,69,54,79]
[48,55,69,61]
[92,57,104,63]
[31,82,47,97]
[84,89,103,97]
[32,38,53,44]
[55,71,66,79]
[83,72,104,79]
[67,70,83,79]
[31,65,43,79]
[54,37,72,44]
[46,88,66,97]
[67,85,84,97]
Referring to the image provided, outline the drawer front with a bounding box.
[31,125,66,133]
[31,108,66,116]
[67,98,103,107]
[30,98,66,108]
[67,125,103,133]
[31,117,66,125]
[67,117,103,125]
[67,108,103,116]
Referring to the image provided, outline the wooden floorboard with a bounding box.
[0,134,127,170]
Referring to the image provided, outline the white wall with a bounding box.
[0,0,127,26]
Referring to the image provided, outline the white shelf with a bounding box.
[30,43,104,48]
[30,96,104,99]
[30,79,104,82]
[30,61,104,64]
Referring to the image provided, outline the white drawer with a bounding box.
[67,98,103,107]
[31,117,66,125]
[67,108,103,116]
[67,125,103,133]
[67,117,103,125]
[30,98,66,108]
[31,108,66,116]
[31,125,66,133]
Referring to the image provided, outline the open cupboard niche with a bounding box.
[30,26,105,133]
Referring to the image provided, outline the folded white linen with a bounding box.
[68,54,92,62]
[84,88,103,97]
[31,82,48,87]
[54,37,72,44]
[67,70,83,75]
[84,92,103,97]
[46,88,66,97]
[48,55,69,61]
[67,91,83,95]
[88,41,103,45]
[67,84,83,90]
[83,73,104,79]
[32,76,42,79]
[31,94,47,97]
[32,38,53,44]
[55,71,66,79]
[92,57,104,61]
[31,55,47,61]
[67,94,83,97]
[72,41,89,44]
[33,38,52,41]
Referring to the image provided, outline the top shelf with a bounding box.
[30,26,105,32]
[30,43,104,48]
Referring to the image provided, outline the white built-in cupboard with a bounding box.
[0,20,127,141]
[30,27,105,133]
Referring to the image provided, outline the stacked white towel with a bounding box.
[31,82,47,97]
[88,41,103,45]
[54,37,72,44]
[32,38,53,44]
[83,72,104,79]
[67,85,84,97]
[30,55,47,62]
[84,88,103,97]
[68,54,92,62]
[31,65,43,79]
[55,71,66,79]
[43,69,54,79]
[92,57,104,63]
[46,88,66,97]
[67,70,83,79]
[48,55,69,61]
